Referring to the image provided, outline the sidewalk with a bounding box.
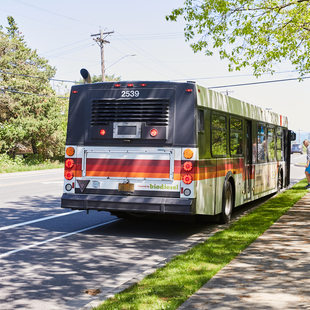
[178,192,310,309]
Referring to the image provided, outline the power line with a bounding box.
[15,0,98,27]
[0,70,79,84]
[41,38,90,55]
[209,76,310,89]
[172,70,298,81]
[0,86,68,99]
[115,31,185,79]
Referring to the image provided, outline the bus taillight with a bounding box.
[150,128,158,137]
[183,161,193,171]
[100,129,106,136]
[65,158,75,180]
[65,171,74,180]
[65,158,74,169]
[182,174,193,184]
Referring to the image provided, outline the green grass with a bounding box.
[0,153,63,173]
[94,179,308,310]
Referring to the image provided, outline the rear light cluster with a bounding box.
[65,147,75,181]
[114,83,147,88]
[182,149,194,185]
[97,128,159,137]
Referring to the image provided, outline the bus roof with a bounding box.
[196,84,288,128]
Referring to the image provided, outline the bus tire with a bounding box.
[219,180,233,224]
[277,168,283,191]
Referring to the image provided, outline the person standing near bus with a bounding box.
[303,139,310,188]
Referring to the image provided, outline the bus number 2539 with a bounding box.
[121,90,140,98]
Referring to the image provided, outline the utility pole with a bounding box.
[91,28,114,82]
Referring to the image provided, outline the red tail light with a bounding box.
[140,83,147,87]
[100,129,106,136]
[65,159,74,169]
[65,158,75,180]
[114,83,121,88]
[182,174,193,184]
[65,171,74,180]
[183,161,193,172]
[127,83,134,87]
[150,128,158,137]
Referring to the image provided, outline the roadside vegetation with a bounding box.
[94,179,308,310]
[0,153,63,173]
[0,17,121,174]
[0,17,67,172]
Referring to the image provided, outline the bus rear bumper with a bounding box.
[61,193,194,215]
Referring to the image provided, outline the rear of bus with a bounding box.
[61,81,198,215]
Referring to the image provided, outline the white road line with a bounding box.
[0,210,83,231]
[0,218,119,259]
[0,178,62,187]
[0,169,63,180]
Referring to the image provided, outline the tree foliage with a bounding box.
[79,73,121,84]
[167,0,310,77]
[0,17,67,158]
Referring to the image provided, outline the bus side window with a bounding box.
[211,113,227,156]
[198,109,205,133]
[267,127,276,162]
[257,124,267,162]
[230,117,243,156]
[276,128,283,160]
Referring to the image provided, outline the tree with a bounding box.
[167,0,310,77]
[79,73,121,84]
[0,17,66,158]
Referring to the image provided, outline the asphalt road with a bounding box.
[0,155,306,310]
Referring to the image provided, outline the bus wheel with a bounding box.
[219,181,233,224]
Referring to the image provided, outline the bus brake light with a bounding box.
[65,159,74,169]
[65,171,74,180]
[100,129,106,136]
[150,128,158,137]
[182,174,193,184]
[183,161,193,171]
[127,83,134,87]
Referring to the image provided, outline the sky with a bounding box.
[0,0,309,133]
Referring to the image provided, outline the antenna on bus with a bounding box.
[80,68,91,84]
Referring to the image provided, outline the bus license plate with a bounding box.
[118,183,134,192]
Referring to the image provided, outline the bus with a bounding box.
[61,81,293,223]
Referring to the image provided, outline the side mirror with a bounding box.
[80,68,91,84]
[290,131,296,141]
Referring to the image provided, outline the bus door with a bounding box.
[244,120,252,200]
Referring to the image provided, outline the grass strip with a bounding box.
[0,155,63,173]
[94,179,308,310]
